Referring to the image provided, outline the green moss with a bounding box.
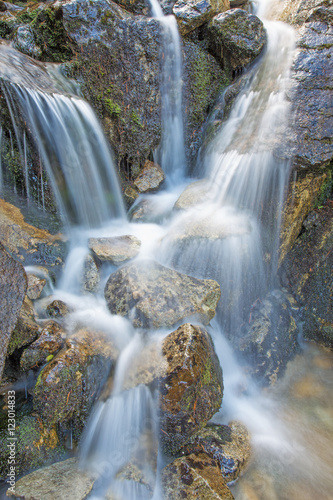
[131,110,144,129]
[314,165,333,208]
[105,98,122,117]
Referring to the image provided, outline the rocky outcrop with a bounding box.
[178,421,251,482]
[6,458,98,500]
[133,160,165,193]
[88,235,141,264]
[280,204,333,347]
[33,329,118,429]
[173,0,230,36]
[7,296,42,356]
[124,323,223,455]
[162,452,234,499]
[238,289,299,384]
[20,320,65,372]
[104,260,221,328]
[208,9,267,72]
[0,242,27,382]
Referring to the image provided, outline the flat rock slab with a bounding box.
[104,260,221,328]
[88,235,141,265]
[0,242,27,381]
[6,458,98,499]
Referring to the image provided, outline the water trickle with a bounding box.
[0,125,3,194]
[148,0,186,184]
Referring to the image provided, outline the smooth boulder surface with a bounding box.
[104,260,221,328]
[173,0,230,35]
[33,329,118,428]
[88,235,141,264]
[208,9,267,70]
[0,242,27,381]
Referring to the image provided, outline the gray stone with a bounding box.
[104,260,221,329]
[13,25,42,59]
[27,273,46,300]
[133,160,165,193]
[81,253,100,293]
[173,0,230,35]
[88,235,141,265]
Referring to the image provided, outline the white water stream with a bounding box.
[0,0,332,498]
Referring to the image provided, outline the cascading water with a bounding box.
[148,0,186,184]
[0,43,125,228]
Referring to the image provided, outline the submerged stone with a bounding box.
[0,242,27,382]
[208,9,267,70]
[88,235,141,265]
[104,259,221,328]
[162,452,234,499]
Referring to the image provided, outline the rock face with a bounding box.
[104,260,221,328]
[133,160,165,193]
[281,2,333,168]
[6,458,98,500]
[7,296,41,357]
[280,205,333,347]
[88,235,141,264]
[33,329,118,429]
[0,242,27,382]
[238,289,299,384]
[162,452,234,499]
[20,321,65,372]
[173,0,230,36]
[178,421,251,482]
[208,9,267,71]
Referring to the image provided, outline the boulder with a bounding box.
[81,253,100,293]
[173,0,230,36]
[208,9,267,71]
[88,235,141,265]
[280,204,333,347]
[13,25,43,59]
[238,289,299,384]
[162,452,234,499]
[20,320,65,372]
[26,273,46,300]
[104,260,221,328]
[124,323,223,455]
[6,458,98,500]
[178,421,251,482]
[0,198,66,272]
[46,299,71,318]
[133,160,165,193]
[174,180,210,210]
[111,0,148,15]
[0,242,27,382]
[0,415,66,482]
[33,329,118,429]
[7,296,42,356]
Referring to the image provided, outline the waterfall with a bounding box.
[148,0,186,184]
[0,44,125,228]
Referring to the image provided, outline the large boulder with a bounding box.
[0,242,27,382]
[208,9,267,71]
[280,204,333,347]
[104,260,221,328]
[173,0,230,36]
[124,323,223,455]
[162,452,234,499]
[33,329,118,430]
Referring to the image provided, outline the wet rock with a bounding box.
[133,160,165,193]
[8,296,42,356]
[238,289,299,384]
[0,1,7,12]
[0,415,66,482]
[0,242,27,382]
[124,323,223,455]
[162,452,234,499]
[174,180,210,210]
[0,199,66,272]
[173,0,230,36]
[81,253,100,293]
[88,235,141,265]
[123,183,139,208]
[279,169,332,264]
[129,199,155,222]
[6,457,98,500]
[112,0,149,15]
[208,9,267,71]
[46,299,70,318]
[26,273,46,300]
[33,329,118,428]
[104,260,221,328]
[20,320,65,372]
[13,25,42,59]
[280,205,333,347]
[178,421,251,482]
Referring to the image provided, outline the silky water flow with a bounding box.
[0,0,332,497]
